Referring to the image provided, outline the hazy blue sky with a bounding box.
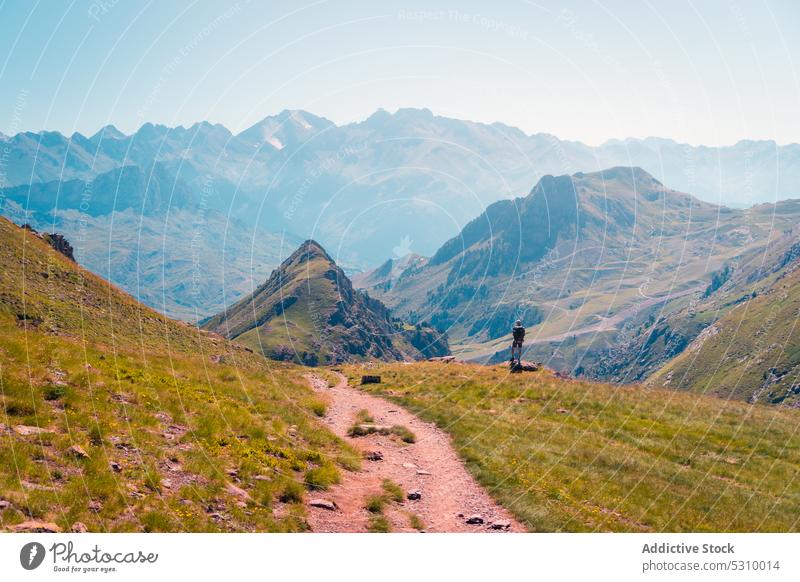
[1,0,798,145]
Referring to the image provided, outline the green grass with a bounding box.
[304,463,341,491]
[346,409,416,443]
[408,513,425,530]
[381,479,404,503]
[354,409,374,424]
[390,425,416,444]
[649,266,800,406]
[344,361,800,532]
[367,515,391,532]
[0,218,357,532]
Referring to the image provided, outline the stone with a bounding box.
[0,500,12,510]
[360,375,381,385]
[88,500,102,513]
[225,482,252,502]
[365,451,383,461]
[68,445,89,459]
[42,232,75,261]
[510,360,541,373]
[466,515,484,525]
[11,520,61,533]
[13,425,53,436]
[402,462,416,469]
[556,408,569,414]
[490,520,512,530]
[428,356,456,363]
[309,498,337,511]
[407,490,422,501]
[110,461,121,473]
[416,469,431,476]
[71,522,88,533]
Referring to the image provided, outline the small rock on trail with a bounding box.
[309,499,337,511]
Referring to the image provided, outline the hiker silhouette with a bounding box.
[510,319,525,364]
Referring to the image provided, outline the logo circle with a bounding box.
[20,542,46,570]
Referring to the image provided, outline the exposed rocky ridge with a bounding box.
[21,224,75,261]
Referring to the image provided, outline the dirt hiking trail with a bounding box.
[305,372,523,533]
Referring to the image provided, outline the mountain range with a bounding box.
[358,167,800,405]
[3,108,800,323]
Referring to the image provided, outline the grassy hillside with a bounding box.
[0,217,358,532]
[343,362,800,532]
[649,260,800,406]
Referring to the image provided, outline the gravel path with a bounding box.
[304,372,523,533]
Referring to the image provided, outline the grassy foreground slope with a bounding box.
[0,218,356,532]
[344,362,800,532]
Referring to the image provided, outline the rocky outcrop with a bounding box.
[21,224,75,261]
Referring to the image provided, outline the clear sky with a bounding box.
[1,0,798,146]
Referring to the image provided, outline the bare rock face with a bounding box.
[43,233,75,261]
[22,224,75,261]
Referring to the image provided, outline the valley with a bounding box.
[359,168,800,400]
[0,217,798,533]
[4,110,800,322]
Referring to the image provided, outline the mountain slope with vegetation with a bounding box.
[590,214,800,397]
[0,217,359,532]
[343,361,800,532]
[367,168,800,384]
[4,109,800,272]
[202,240,448,365]
[648,240,800,406]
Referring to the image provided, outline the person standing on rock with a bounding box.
[510,319,525,364]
